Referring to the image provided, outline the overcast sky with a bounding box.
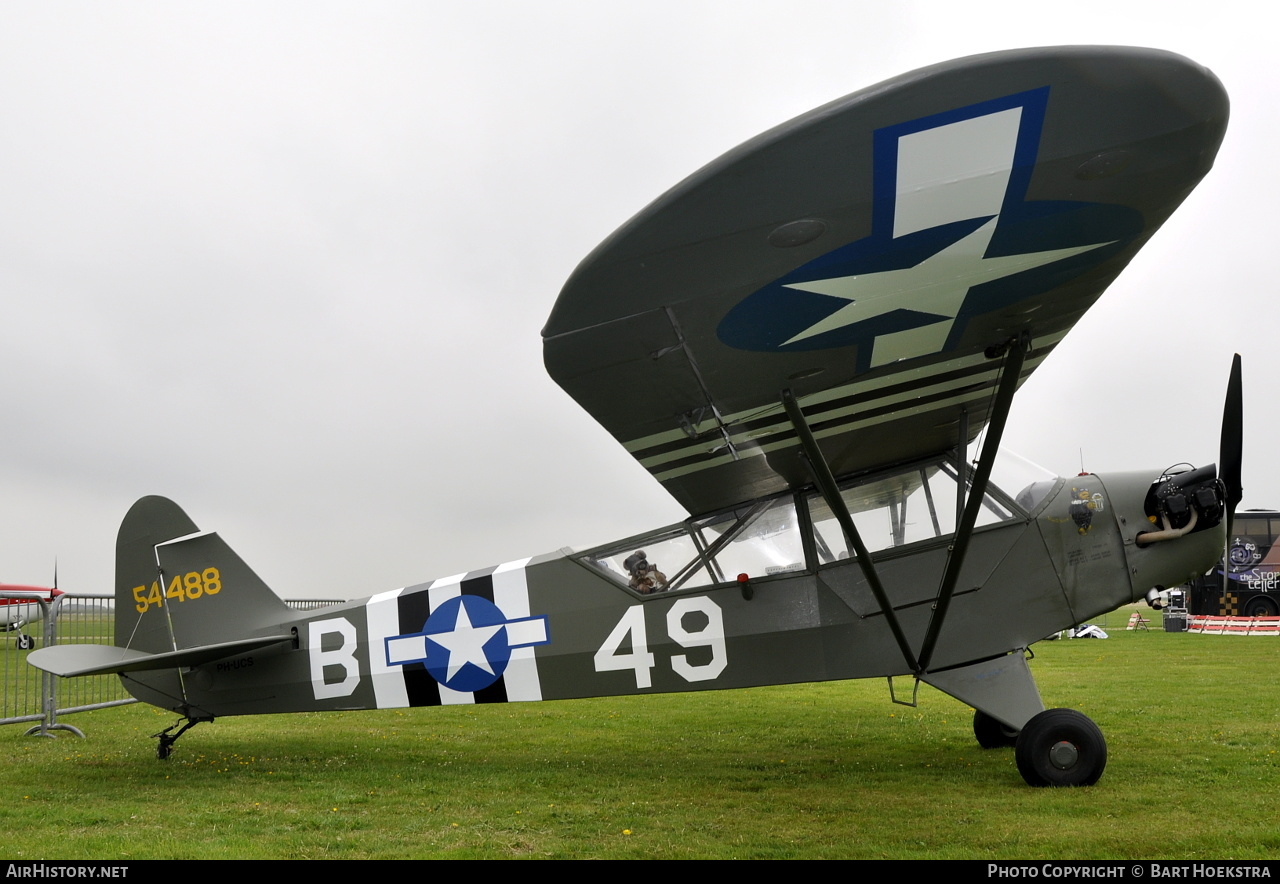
[0,2,1270,600]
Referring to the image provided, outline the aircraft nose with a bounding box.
[1135,463,1226,547]
[1092,465,1227,604]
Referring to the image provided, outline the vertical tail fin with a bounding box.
[115,496,293,654]
[30,497,294,694]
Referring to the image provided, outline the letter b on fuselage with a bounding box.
[309,618,360,699]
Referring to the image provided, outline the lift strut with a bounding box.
[781,333,1029,677]
[782,388,919,673]
[917,335,1027,672]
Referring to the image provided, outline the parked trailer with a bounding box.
[1187,510,1280,617]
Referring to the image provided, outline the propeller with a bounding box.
[1219,353,1243,540]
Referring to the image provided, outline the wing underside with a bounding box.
[544,46,1228,516]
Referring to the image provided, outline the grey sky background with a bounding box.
[0,2,1269,600]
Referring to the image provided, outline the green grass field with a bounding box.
[3,606,1278,859]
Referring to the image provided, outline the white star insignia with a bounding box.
[429,602,504,681]
[780,217,1114,351]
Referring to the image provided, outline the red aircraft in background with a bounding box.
[3,584,63,649]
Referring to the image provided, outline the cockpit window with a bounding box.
[579,453,1039,589]
[585,526,697,594]
[581,495,803,593]
[806,457,1020,564]
[689,497,805,583]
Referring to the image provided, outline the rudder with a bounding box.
[115,496,293,655]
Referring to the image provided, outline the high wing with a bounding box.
[543,46,1228,516]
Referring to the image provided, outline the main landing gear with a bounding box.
[974,708,1108,786]
[1015,709,1108,787]
[972,710,1019,748]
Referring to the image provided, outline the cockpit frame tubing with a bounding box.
[667,498,772,591]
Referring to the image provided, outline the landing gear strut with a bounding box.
[152,716,212,760]
[1014,708,1107,787]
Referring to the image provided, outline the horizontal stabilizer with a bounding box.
[27,634,292,678]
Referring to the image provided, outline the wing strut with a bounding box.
[916,334,1028,673]
[955,407,969,527]
[781,388,920,674]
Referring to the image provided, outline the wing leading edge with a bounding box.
[544,46,1228,516]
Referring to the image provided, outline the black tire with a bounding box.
[1014,709,1107,787]
[15,634,34,651]
[973,710,1019,748]
[1243,595,1279,617]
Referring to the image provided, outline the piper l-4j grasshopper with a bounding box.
[32,46,1235,787]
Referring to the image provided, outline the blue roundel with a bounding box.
[422,595,511,692]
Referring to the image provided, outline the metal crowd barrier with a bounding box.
[3,593,342,737]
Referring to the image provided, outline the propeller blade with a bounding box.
[1219,353,1243,539]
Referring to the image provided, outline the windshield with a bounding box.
[988,450,1058,514]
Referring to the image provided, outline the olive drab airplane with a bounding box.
[30,46,1236,787]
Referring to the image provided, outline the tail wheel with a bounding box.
[973,710,1019,748]
[1014,709,1107,787]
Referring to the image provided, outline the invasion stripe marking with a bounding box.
[374,562,545,709]
[622,328,1069,457]
[493,558,542,702]
[646,355,1044,478]
[428,571,479,706]
[653,381,1029,482]
[461,572,508,706]
[367,588,409,709]
[399,580,442,708]
[631,357,1013,464]
[638,353,1047,470]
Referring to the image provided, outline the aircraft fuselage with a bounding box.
[117,466,1222,721]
